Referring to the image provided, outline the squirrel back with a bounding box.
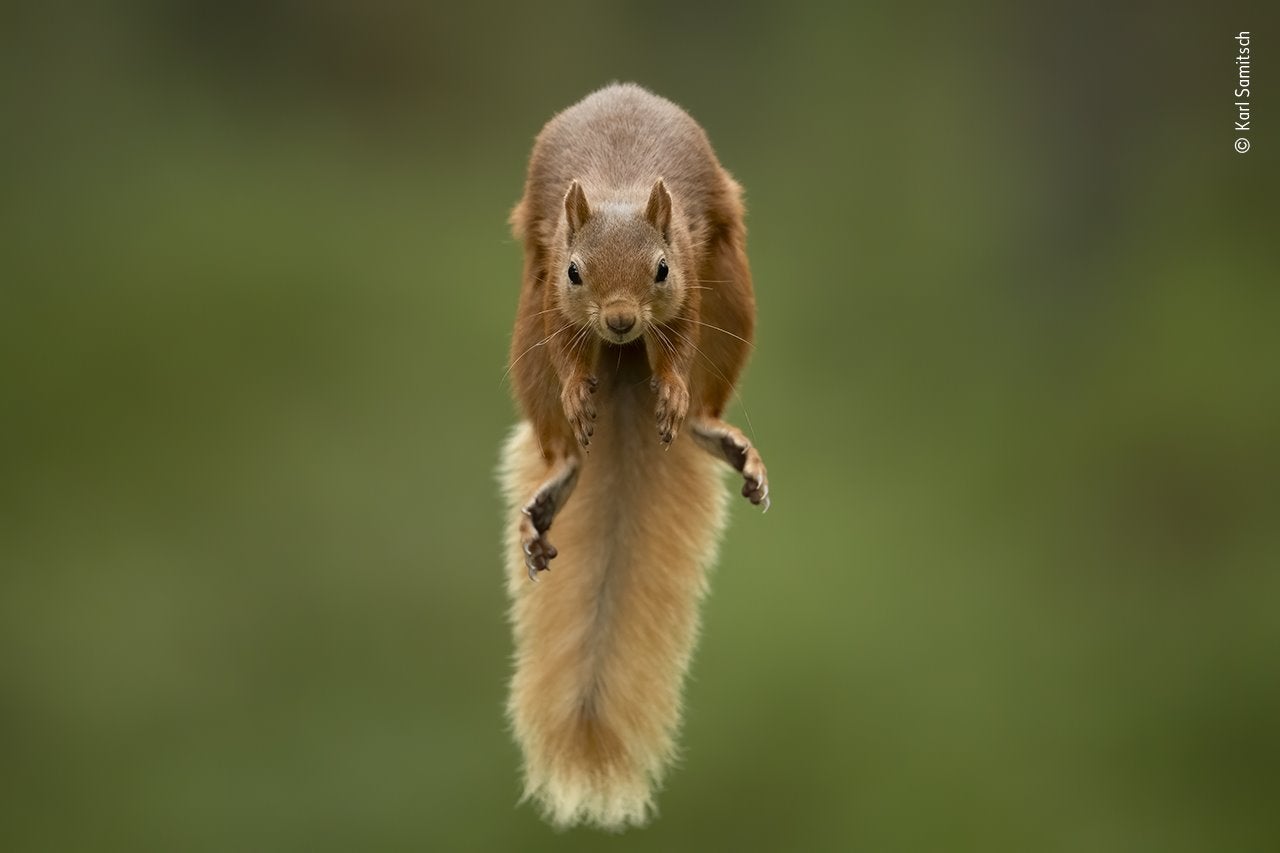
[511,83,734,256]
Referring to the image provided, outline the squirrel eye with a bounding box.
[567,262,582,285]
[655,258,669,283]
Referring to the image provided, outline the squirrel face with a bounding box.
[555,179,687,346]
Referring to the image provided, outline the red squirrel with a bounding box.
[500,83,769,829]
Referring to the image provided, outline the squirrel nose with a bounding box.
[605,311,636,335]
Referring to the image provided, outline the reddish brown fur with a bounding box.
[501,83,768,829]
[509,83,757,451]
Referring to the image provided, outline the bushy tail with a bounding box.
[499,420,728,830]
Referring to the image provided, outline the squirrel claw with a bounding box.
[738,452,770,509]
[527,561,551,582]
[519,507,558,581]
[523,539,554,580]
[741,476,769,506]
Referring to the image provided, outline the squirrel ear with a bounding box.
[564,180,591,239]
[644,178,672,241]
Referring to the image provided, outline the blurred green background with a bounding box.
[2,3,1278,851]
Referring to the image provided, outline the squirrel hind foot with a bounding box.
[520,513,558,579]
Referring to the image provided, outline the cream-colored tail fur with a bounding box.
[499,413,729,830]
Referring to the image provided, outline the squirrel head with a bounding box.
[553,178,689,346]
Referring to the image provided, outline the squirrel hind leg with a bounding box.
[690,415,769,511]
[519,451,581,579]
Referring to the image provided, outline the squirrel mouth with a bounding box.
[597,322,644,346]
[601,328,643,346]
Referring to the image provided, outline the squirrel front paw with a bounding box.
[561,375,598,448]
[519,500,558,581]
[651,374,689,445]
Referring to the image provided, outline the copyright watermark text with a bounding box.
[1234,32,1252,153]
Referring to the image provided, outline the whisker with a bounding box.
[500,322,575,386]
[564,325,590,364]
[567,316,599,368]
[672,315,755,349]
[650,325,676,360]
[575,310,600,358]
[645,324,675,369]
[575,324,593,356]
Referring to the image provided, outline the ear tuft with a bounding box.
[644,178,672,241]
[564,180,591,239]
